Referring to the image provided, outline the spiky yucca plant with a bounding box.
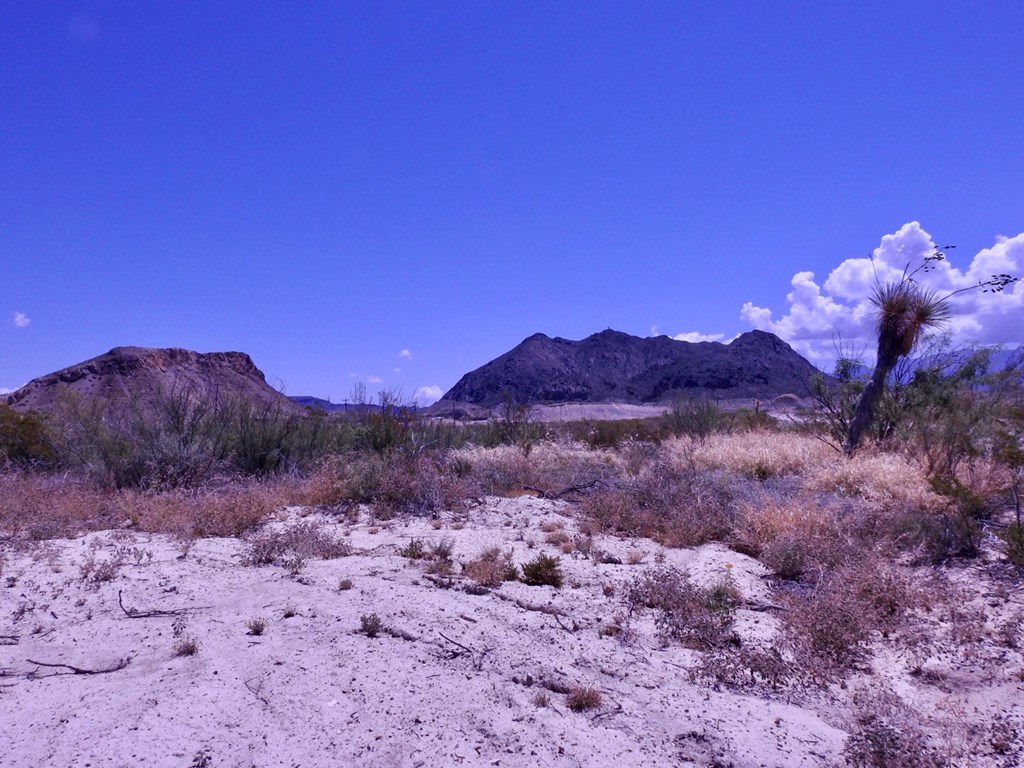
[843,247,1017,455]
[844,281,950,453]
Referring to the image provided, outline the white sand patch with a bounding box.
[3,496,1019,766]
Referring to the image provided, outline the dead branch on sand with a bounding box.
[25,657,131,677]
[117,589,189,618]
[523,479,604,500]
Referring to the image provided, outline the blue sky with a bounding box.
[3,1,1023,404]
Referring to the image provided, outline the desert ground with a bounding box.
[3,479,1022,768]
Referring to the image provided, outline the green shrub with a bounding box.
[359,613,384,638]
[520,553,563,588]
[660,397,725,443]
[0,405,54,468]
[999,524,1024,566]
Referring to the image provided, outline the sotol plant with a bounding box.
[845,247,1018,454]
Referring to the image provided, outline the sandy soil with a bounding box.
[2,497,1021,767]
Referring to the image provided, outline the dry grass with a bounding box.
[453,440,621,497]
[730,491,850,578]
[683,430,830,479]
[0,473,123,540]
[462,546,518,587]
[578,455,734,548]
[244,520,351,567]
[125,482,291,538]
[172,635,200,657]
[0,472,305,541]
[565,686,602,712]
[627,566,738,650]
[807,451,943,512]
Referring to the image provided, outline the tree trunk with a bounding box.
[844,355,895,455]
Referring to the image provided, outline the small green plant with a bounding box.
[705,567,740,614]
[338,578,354,591]
[566,686,602,712]
[246,616,267,636]
[360,613,384,638]
[520,553,563,588]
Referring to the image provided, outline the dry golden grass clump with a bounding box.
[453,440,621,496]
[340,451,477,517]
[0,473,122,540]
[281,458,351,507]
[124,482,290,538]
[685,430,943,514]
[0,473,302,542]
[730,492,850,579]
[565,686,602,712]
[807,451,943,512]
[462,546,519,587]
[683,430,831,479]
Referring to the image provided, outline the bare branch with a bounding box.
[118,590,189,618]
[25,657,131,676]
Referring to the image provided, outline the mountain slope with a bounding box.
[440,329,821,407]
[6,346,300,414]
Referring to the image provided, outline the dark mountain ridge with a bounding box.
[6,346,301,414]
[440,329,822,407]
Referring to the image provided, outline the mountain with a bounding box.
[439,329,822,407]
[6,346,301,414]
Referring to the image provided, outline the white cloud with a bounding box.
[740,222,1024,361]
[671,331,726,343]
[349,372,385,384]
[651,326,726,343]
[12,311,30,328]
[0,387,12,396]
[399,349,413,360]
[413,385,443,406]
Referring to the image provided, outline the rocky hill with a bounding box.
[440,329,822,407]
[6,346,300,414]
